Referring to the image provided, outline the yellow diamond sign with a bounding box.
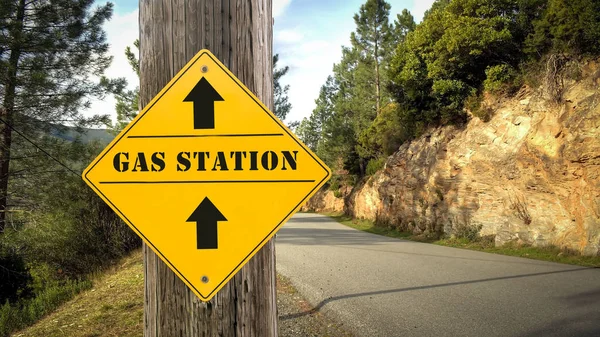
[82,49,331,301]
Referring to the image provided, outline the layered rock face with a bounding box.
[306,62,600,256]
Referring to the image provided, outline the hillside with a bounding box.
[305,60,600,256]
[12,250,352,337]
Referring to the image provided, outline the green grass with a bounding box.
[11,250,350,337]
[0,279,92,337]
[11,250,145,337]
[326,213,600,268]
[328,213,413,240]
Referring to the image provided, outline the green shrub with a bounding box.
[526,0,600,56]
[465,92,494,122]
[366,158,385,176]
[483,64,519,94]
[449,217,483,242]
[328,175,341,192]
[8,176,141,278]
[431,79,471,124]
[0,248,33,305]
[0,279,91,337]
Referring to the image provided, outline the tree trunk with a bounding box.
[374,28,380,116]
[0,0,26,233]
[139,0,276,336]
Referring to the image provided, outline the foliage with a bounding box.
[0,138,140,334]
[112,87,139,133]
[0,278,91,337]
[392,9,416,46]
[465,91,492,122]
[525,0,600,56]
[109,46,292,131]
[11,251,145,337]
[448,216,483,242]
[110,40,140,134]
[0,0,125,233]
[6,167,140,278]
[327,174,341,192]
[297,0,399,176]
[0,0,124,125]
[300,0,600,182]
[0,246,32,305]
[125,39,140,75]
[389,0,526,132]
[329,214,600,267]
[483,64,519,94]
[273,54,292,121]
[365,157,385,176]
[0,17,139,321]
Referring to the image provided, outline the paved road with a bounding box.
[275,213,600,337]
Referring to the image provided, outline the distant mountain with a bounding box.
[50,125,114,145]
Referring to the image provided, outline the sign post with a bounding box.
[82,0,330,335]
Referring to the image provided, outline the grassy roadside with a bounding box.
[11,250,352,337]
[326,213,600,268]
[12,250,145,337]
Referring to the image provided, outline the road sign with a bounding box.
[82,49,331,301]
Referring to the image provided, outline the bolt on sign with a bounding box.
[82,50,331,301]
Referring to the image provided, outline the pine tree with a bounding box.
[0,0,121,232]
[110,50,291,131]
[273,54,291,121]
[526,0,600,56]
[393,9,416,46]
[296,75,337,159]
[111,39,139,134]
[351,0,393,115]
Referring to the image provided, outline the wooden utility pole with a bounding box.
[139,1,277,336]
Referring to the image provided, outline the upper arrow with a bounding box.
[183,77,224,130]
[187,197,227,249]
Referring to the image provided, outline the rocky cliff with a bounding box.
[304,61,600,256]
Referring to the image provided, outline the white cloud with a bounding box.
[278,0,438,123]
[275,29,304,44]
[278,35,350,123]
[411,0,436,22]
[273,0,292,19]
[86,9,139,122]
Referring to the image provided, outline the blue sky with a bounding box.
[91,0,435,124]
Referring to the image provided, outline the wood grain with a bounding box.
[139,0,276,335]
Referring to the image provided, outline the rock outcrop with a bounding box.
[305,61,600,256]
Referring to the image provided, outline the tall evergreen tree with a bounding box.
[273,54,291,121]
[296,75,337,162]
[393,9,416,46]
[526,0,600,56]
[110,51,291,131]
[351,0,393,115]
[0,0,121,232]
[111,39,139,134]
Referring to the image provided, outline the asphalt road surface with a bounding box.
[275,213,600,337]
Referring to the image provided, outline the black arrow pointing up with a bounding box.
[183,77,224,129]
[187,197,227,249]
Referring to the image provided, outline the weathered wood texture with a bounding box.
[139,0,276,335]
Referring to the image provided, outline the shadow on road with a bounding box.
[562,288,600,308]
[517,288,600,337]
[280,267,599,322]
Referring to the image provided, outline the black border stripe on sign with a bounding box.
[99,180,316,184]
[84,51,331,301]
[128,133,284,139]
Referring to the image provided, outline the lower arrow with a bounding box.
[187,197,227,249]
